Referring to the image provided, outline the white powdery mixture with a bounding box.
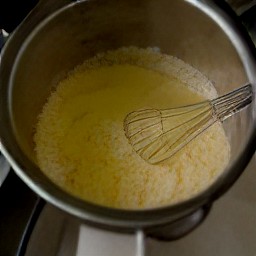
[34,47,230,209]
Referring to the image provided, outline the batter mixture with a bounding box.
[34,47,230,209]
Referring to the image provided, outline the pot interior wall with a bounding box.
[10,0,248,168]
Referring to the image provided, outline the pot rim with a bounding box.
[0,0,256,230]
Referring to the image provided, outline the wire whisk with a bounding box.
[124,84,253,164]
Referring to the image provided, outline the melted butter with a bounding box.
[34,48,230,209]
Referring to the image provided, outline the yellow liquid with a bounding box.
[34,47,230,209]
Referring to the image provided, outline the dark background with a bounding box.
[0,0,38,32]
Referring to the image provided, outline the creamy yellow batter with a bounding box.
[34,47,230,209]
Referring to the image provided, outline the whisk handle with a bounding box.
[211,84,252,121]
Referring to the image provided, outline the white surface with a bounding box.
[77,226,137,256]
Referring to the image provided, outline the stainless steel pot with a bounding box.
[0,0,255,252]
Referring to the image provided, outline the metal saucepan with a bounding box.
[0,0,255,253]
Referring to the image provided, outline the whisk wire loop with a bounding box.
[124,84,252,164]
